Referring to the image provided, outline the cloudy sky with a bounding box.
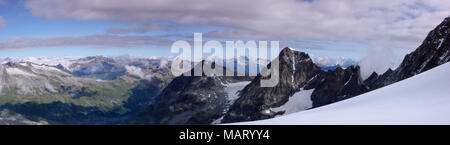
[0,0,449,63]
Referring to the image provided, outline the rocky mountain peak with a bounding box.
[280,47,295,55]
[367,17,450,90]
[444,16,450,22]
[279,47,311,62]
[221,48,368,123]
[125,60,253,124]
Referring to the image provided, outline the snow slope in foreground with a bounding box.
[237,62,450,125]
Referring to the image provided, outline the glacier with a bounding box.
[212,81,251,124]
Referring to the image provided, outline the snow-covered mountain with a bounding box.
[238,61,450,125]
[311,56,358,70]
[0,56,82,67]
[0,55,174,81]
[221,47,367,123]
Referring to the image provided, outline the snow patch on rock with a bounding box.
[31,64,65,73]
[437,38,445,50]
[6,68,37,77]
[271,88,314,115]
[291,54,295,85]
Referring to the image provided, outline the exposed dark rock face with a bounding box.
[363,68,393,90]
[113,17,450,125]
[121,17,450,125]
[222,48,321,122]
[223,17,450,123]
[365,17,450,90]
[305,66,367,107]
[222,47,368,123]
[125,61,253,124]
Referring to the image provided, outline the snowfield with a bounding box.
[237,62,450,125]
[271,88,314,115]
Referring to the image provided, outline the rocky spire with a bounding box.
[367,17,450,90]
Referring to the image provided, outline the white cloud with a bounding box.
[24,0,450,50]
[0,34,173,50]
[125,65,153,80]
[107,23,175,34]
[19,0,450,75]
[358,47,404,79]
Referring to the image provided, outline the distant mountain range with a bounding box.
[129,17,450,124]
[0,55,174,124]
[311,56,359,70]
[0,17,449,125]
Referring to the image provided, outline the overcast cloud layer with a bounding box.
[1,0,450,77]
[0,35,173,49]
[24,0,450,50]
[0,0,6,29]
[0,16,5,29]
